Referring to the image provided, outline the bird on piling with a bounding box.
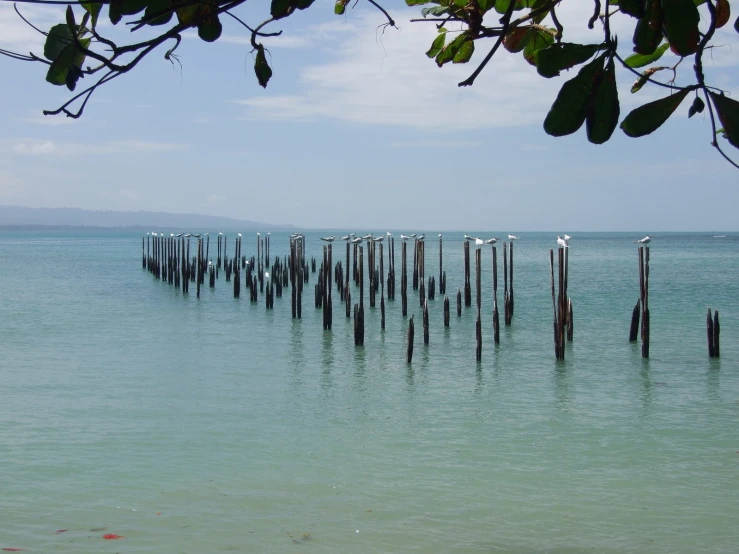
[400,234,412,240]
[557,236,569,248]
[635,235,652,244]
[410,233,417,238]
[508,234,519,240]
[563,234,572,242]
[387,231,392,237]
[485,237,498,244]
[361,233,374,240]
[204,232,210,236]
[341,235,352,240]
[320,236,336,242]
[417,234,425,241]
[464,234,474,241]
[475,238,484,246]
[350,237,362,244]
[238,233,242,237]
[438,233,442,238]
[372,236,385,242]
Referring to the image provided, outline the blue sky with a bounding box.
[0,0,737,231]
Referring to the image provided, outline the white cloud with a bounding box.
[235,6,738,130]
[0,3,63,53]
[11,139,187,155]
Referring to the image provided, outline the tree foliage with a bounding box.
[1,0,738,167]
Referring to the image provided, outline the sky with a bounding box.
[0,0,738,231]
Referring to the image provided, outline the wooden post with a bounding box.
[629,300,640,341]
[492,245,499,344]
[423,300,429,345]
[412,239,418,291]
[503,242,511,325]
[401,241,408,317]
[380,242,385,330]
[475,247,482,361]
[509,240,514,317]
[419,240,425,308]
[464,241,471,307]
[444,296,450,327]
[707,308,715,357]
[406,315,414,363]
[456,287,462,317]
[638,246,650,358]
[439,234,444,295]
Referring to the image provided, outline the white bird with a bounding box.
[237,233,242,237]
[387,231,392,236]
[475,238,484,246]
[204,232,210,236]
[417,234,425,241]
[372,236,385,242]
[485,237,498,244]
[341,235,351,240]
[410,233,417,238]
[361,233,374,240]
[563,234,572,241]
[350,237,362,244]
[170,233,174,237]
[508,234,519,240]
[257,232,260,236]
[152,232,158,237]
[557,236,569,248]
[208,261,212,266]
[400,234,411,240]
[320,236,336,242]
[438,233,443,238]
[464,234,474,241]
[219,232,223,236]
[265,272,270,279]
[635,235,652,244]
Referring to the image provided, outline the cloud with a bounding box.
[0,3,63,53]
[206,194,226,205]
[235,6,738,130]
[181,30,309,48]
[11,139,188,155]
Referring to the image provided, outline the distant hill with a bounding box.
[0,206,296,231]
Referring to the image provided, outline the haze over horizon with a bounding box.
[1,2,738,231]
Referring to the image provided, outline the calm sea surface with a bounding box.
[1,229,738,553]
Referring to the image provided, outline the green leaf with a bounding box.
[716,0,730,28]
[405,0,433,5]
[334,0,347,14]
[254,45,272,88]
[422,5,449,16]
[708,92,739,149]
[435,33,468,67]
[662,0,699,56]
[503,27,530,53]
[295,0,315,10]
[46,45,75,85]
[534,43,602,78]
[543,54,605,137]
[66,5,76,35]
[426,33,446,58]
[44,24,73,62]
[633,0,663,55]
[624,42,669,68]
[586,56,620,144]
[495,0,524,14]
[144,0,173,26]
[109,0,149,24]
[271,0,292,19]
[80,2,102,28]
[523,28,554,66]
[478,0,495,11]
[618,0,645,17]
[620,89,689,137]
[453,38,474,63]
[198,15,222,42]
[687,95,704,118]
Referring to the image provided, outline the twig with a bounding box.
[225,10,282,37]
[366,0,395,27]
[588,0,601,30]
[551,5,563,42]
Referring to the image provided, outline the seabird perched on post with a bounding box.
[485,237,498,244]
[508,234,519,240]
[320,236,336,242]
[635,235,652,244]
[557,236,569,248]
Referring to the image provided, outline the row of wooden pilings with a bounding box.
[143,236,720,361]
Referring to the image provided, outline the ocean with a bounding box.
[1,229,737,553]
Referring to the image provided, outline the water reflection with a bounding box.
[706,358,721,401]
[639,365,653,418]
[553,362,570,413]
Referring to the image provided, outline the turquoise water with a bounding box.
[1,230,738,553]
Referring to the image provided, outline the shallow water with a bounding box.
[1,230,738,553]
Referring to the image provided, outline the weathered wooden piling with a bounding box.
[412,239,419,291]
[406,315,414,363]
[638,246,650,358]
[475,247,482,361]
[707,308,720,358]
[439,234,444,295]
[380,242,386,330]
[550,248,566,360]
[457,287,462,317]
[444,296,450,327]
[464,240,471,307]
[353,246,365,346]
[423,300,429,345]
[418,240,425,308]
[369,240,376,309]
[401,240,408,317]
[629,300,640,341]
[508,240,514,318]
[503,242,510,325]
[492,245,500,344]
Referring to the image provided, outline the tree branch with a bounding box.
[366,0,395,27]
